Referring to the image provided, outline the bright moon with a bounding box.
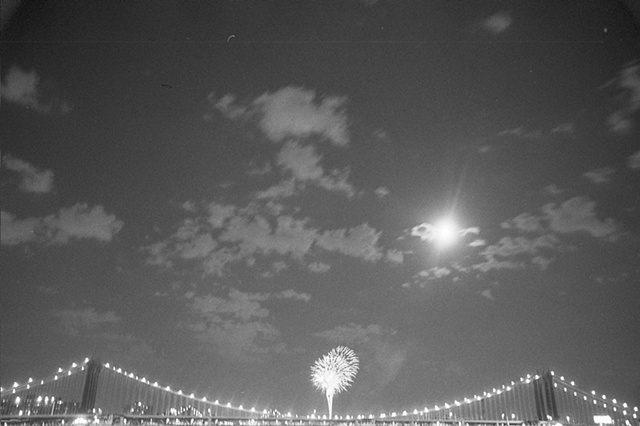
[432,218,459,247]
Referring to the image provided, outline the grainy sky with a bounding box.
[1,0,639,417]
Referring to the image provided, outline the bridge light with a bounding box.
[623,403,628,408]
[560,376,564,381]
[13,382,19,388]
[72,363,77,368]
[592,390,596,395]
[68,371,72,376]
[58,368,63,373]
[54,375,58,380]
[104,363,110,368]
[227,402,231,407]
[84,358,89,363]
[251,407,255,411]
[190,393,195,398]
[414,409,419,415]
[571,381,575,386]
[166,386,170,391]
[634,407,638,412]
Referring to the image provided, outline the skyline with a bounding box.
[1,0,639,416]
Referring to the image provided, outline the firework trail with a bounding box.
[310,346,359,418]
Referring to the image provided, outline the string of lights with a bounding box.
[2,360,638,423]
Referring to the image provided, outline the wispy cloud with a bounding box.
[385,248,404,264]
[145,200,385,276]
[405,196,620,288]
[374,186,390,198]
[628,149,640,170]
[480,12,512,34]
[52,307,121,337]
[183,288,298,362]
[267,141,355,198]
[603,60,640,134]
[314,323,387,346]
[2,154,54,193]
[583,167,615,184]
[543,196,618,239]
[316,223,383,262]
[1,65,72,114]
[209,86,349,146]
[1,204,123,246]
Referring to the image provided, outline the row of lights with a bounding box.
[1,359,89,396]
[551,373,638,420]
[104,362,273,416]
[4,363,638,422]
[332,371,638,421]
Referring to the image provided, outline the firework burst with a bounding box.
[310,346,359,418]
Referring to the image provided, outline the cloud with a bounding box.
[542,196,618,239]
[271,141,355,197]
[407,196,619,287]
[1,65,72,114]
[628,149,640,169]
[316,223,383,262]
[1,204,123,246]
[374,186,390,198]
[480,289,496,301]
[2,154,54,193]
[583,167,615,184]
[211,86,349,146]
[52,307,121,337]
[420,266,451,279]
[501,212,544,233]
[481,12,512,34]
[496,127,541,140]
[409,222,479,243]
[385,248,404,264]
[469,197,617,273]
[220,215,317,258]
[603,60,640,134]
[314,323,385,346]
[308,261,331,273]
[468,239,486,247]
[146,200,386,276]
[184,289,292,362]
[43,204,124,244]
[275,289,311,302]
[543,184,563,196]
[550,122,574,135]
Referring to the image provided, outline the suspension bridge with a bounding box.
[1,359,637,426]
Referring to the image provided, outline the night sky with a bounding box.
[1,0,639,417]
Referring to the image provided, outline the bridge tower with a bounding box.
[80,358,101,413]
[534,370,558,421]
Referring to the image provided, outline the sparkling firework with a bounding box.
[310,346,359,418]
